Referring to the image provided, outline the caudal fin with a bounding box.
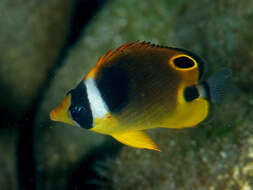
[201,68,232,103]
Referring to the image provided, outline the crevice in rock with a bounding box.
[17,0,107,189]
[66,139,122,190]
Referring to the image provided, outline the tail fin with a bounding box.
[200,68,232,103]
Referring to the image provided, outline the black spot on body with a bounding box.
[96,66,129,113]
[184,85,199,102]
[69,81,93,129]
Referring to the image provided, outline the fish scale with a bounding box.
[50,41,231,151]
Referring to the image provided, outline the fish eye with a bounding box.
[69,105,87,120]
[172,56,195,69]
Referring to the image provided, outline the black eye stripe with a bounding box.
[69,81,93,129]
[70,106,87,117]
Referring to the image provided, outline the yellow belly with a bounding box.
[90,97,209,135]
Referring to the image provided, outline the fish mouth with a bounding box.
[50,109,57,121]
[49,95,75,126]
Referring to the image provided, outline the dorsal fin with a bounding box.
[100,42,136,64]
[99,41,173,65]
[86,41,207,81]
[85,41,177,80]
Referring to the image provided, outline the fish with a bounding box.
[50,41,231,151]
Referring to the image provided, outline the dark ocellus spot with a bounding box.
[96,66,129,113]
[184,85,199,102]
[173,56,195,68]
[69,81,93,129]
[169,47,206,80]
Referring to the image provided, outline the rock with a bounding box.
[0,0,74,189]
[35,0,178,188]
[34,0,253,189]
[33,0,118,188]
[172,0,253,91]
[0,0,74,120]
[103,0,253,190]
[0,128,18,190]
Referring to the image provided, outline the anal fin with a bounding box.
[112,130,160,151]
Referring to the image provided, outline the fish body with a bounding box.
[50,42,231,151]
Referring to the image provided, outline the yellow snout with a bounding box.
[50,95,75,126]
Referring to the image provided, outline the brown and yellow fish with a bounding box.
[50,41,231,151]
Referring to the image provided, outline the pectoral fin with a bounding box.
[112,130,160,151]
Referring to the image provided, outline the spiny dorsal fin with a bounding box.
[99,41,172,65]
[100,42,136,64]
[86,41,175,80]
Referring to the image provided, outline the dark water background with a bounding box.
[0,0,253,190]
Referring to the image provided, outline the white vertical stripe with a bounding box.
[85,78,109,119]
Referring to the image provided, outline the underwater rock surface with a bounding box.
[0,1,74,189]
[102,0,253,190]
[0,128,18,190]
[0,0,74,119]
[27,0,253,189]
[34,0,179,187]
[33,1,111,189]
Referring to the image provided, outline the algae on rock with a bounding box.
[34,0,253,189]
[0,0,74,119]
[105,0,253,190]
